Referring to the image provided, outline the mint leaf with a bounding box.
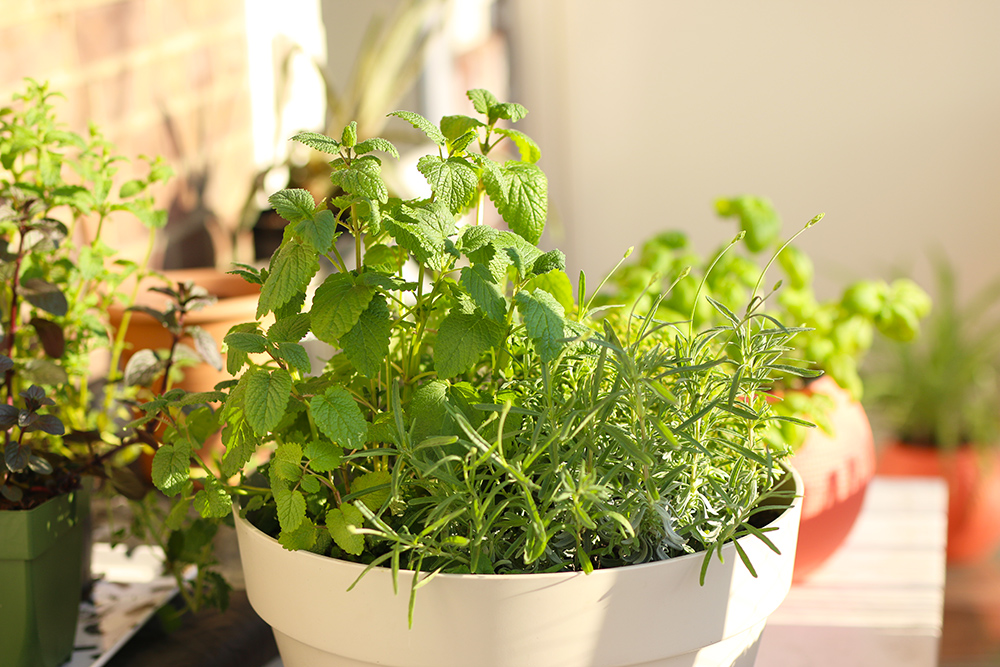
[460,264,507,321]
[330,155,388,203]
[278,516,317,551]
[417,156,478,214]
[435,311,504,379]
[515,288,568,362]
[354,137,399,159]
[258,232,319,317]
[466,89,499,115]
[194,476,231,518]
[243,368,293,436]
[474,155,509,209]
[491,102,528,123]
[292,131,341,154]
[310,386,368,450]
[493,127,540,163]
[531,249,566,276]
[341,121,357,148]
[388,110,446,146]
[382,201,456,268]
[525,269,575,314]
[440,115,485,141]
[341,294,392,379]
[458,223,499,254]
[220,408,256,478]
[362,244,400,273]
[268,313,311,343]
[293,209,337,254]
[327,505,365,555]
[274,487,306,532]
[495,161,547,244]
[151,440,193,496]
[352,471,391,510]
[272,442,304,483]
[304,439,343,472]
[483,231,544,282]
[269,188,315,224]
[310,272,374,344]
[225,323,258,375]
[276,342,311,375]
[410,379,454,442]
[224,331,267,353]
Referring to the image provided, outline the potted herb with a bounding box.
[602,195,931,579]
[868,258,1000,563]
[0,80,172,667]
[143,89,814,666]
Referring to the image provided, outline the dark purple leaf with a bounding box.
[0,355,12,374]
[0,404,17,429]
[4,440,30,472]
[126,305,170,326]
[18,410,38,429]
[19,278,68,316]
[30,317,65,358]
[0,484,23,503]
[110,467,150,500]
[27,455,53,475]
[124,348,167,387]
[31,414,65,436]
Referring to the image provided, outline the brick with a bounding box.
[74,0,148,65]
[0,15,77,89]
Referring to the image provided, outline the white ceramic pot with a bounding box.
[235,470,802,667]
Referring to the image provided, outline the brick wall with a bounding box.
[0,0,257,269]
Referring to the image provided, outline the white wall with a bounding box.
[507,1,1000,299]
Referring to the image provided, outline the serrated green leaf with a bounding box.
[354,136,399,158]
[494,127,540,163]
[151,441,193,496]
[388,110,446,146]
[330,155,388,203]
[515,288,568,362]
[440,115,485,142]
[483,231,545,282]
[292,131,340,154]
[225,322,258,375]
[304,439,343,472]
[224,331,267,353]
[194,476,231,518]
[466,89,499,115]
[273,442,303,483]
[363,244,400,273]
[293,209,337,254]
[119,178,146,198]
[525,269,575,313]
[460,264,507,321]
[310,386,368,450]
[417,156,478,214]
[220,408,256,478]
[277,342,311,375]
[435,311,504,379]
[243,368,293,436]
[474,155,509,209]
[268,313,311,343]
[341,293,392,379]
[326,505,364,555]
[310,272,374,344]
[410,380,459,443]
[382,200,456,268]
[300,475,321,494]
[165,497,191,531]
[341,121,357,147]
[258,232,319,318]
[278,516,318,551]
[491,102,528,123]
[458,224,499,254]
[274,487,306,532]
[352,471,391,510]
[269,188,316,224]
[495,162,547,244]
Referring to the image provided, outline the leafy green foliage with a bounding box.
[141,90,810,619]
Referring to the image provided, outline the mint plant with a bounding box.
[146,91,811,619]
[0,79,171,507]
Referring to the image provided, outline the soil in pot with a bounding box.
[877,442,1000,563]
[787,376,876,581]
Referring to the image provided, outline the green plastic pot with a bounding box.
[0,488,86,667]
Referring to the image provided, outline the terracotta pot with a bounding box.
[110,267,260,393]
[236,470,803,667]
[877,441,1000,563]
[787,376,876,582]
